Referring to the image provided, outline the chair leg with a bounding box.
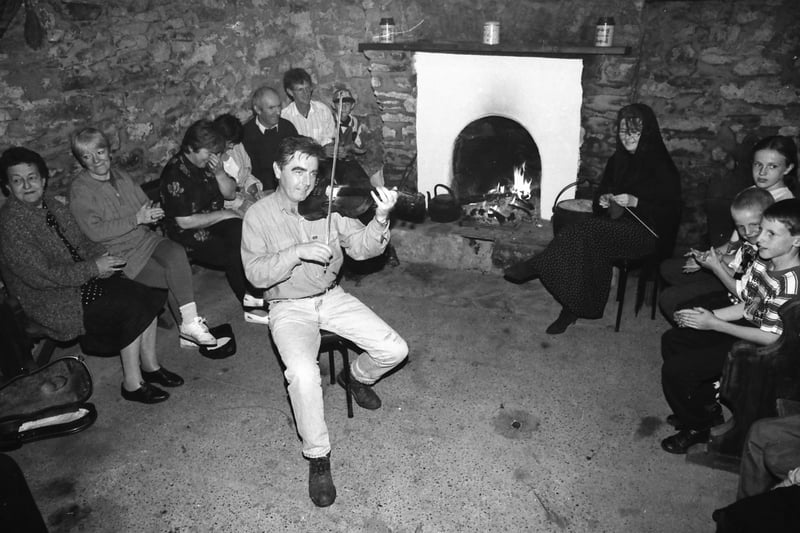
[327,349,336,385]
[339,346,353,418]
[320,334,354,418]
[615,265,628,332]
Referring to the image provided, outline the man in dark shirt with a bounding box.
[241,86,298,191]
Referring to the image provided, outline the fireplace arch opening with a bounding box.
[451,116,542,206]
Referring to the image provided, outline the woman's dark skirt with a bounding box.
[534,216,656,318]
[80,275,166,355]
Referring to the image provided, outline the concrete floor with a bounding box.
[7,259,736,532]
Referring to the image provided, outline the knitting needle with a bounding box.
[624,206,659,239]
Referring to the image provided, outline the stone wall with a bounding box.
[0,0,798,250]
[0,0,631,193]
[635,0,800,248]
[361,50,415,185]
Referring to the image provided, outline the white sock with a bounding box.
[179,302,198,326]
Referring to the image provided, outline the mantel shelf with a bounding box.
[358,41,630,58]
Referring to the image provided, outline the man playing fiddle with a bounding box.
[241,136,408,507]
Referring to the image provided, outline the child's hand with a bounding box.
[682,251,701,273]
[682,248,706,273]
[695,247,723,271]
[674,307,718,330]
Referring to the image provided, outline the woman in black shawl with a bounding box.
[504,103,682,333]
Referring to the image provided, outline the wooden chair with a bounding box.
[612,253,660,332]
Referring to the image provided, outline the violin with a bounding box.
[298,186,427,223]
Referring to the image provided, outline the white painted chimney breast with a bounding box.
[414,52,584,219]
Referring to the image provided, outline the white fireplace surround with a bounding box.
[414,52,584,219]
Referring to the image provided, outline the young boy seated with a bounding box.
[331,88,367,158]
[660,187,775,321]
[326,87,370,188]
[330,87,400,270]
[659,199,800,454]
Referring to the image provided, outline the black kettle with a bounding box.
[426,184,461,223]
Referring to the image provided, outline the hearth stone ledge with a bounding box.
[390,219,554,273]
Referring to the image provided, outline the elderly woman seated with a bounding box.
[159,119,268,324]
[68,127,216,349]
[0,147,181,403]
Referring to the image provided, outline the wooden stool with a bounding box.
[319,330,354,418]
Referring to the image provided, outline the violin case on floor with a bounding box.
[0,356,97,451]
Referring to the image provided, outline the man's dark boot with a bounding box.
[308,453,336,507]
[337,370,381,410]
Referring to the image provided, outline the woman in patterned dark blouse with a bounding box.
[159,119,268,325]
[0,147,180,404]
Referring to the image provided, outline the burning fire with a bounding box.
[487,163,532,199]
[512,163,532,198]
[465,163,536,224]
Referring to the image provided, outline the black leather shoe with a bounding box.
[142,366,183,387]
[308,454,336,507]
[546,308,577,334]
[337,370,381,410]
[660,428,710,454]
[141,366,184,387]
[121,382,169,404]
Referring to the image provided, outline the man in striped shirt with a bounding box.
[660,199,800,454]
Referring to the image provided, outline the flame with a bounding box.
[512,163,531,198]
[486,164,531,197]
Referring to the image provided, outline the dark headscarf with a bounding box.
[608,103,677,192]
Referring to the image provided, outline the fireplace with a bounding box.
[452,116,541,203]
[360,43,629,270]
[414,52,583,220]
[360,43,631,224]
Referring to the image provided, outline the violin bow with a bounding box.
[325,93,345,246]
